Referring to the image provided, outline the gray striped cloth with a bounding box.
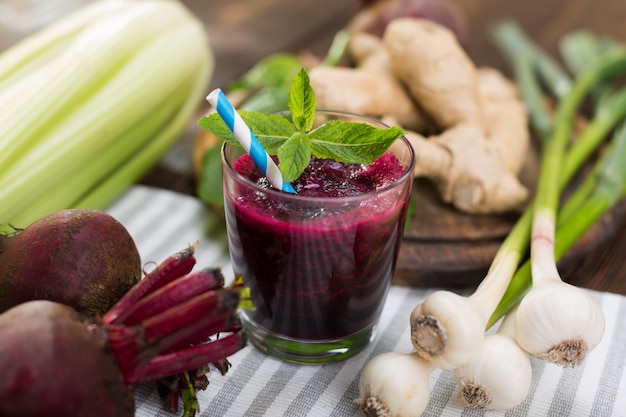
[108,186,626,417]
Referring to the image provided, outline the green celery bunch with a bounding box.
[0,0,213,231]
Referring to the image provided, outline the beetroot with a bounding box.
[0,209,141,317]
[350,0,468,44]
[0,246,246,417]
[0,301,134,417]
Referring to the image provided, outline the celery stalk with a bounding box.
[4,76,192,229]
[0,0,130,89]
[0,2,192,172]
[75,58,212,210]
[0,2,211,225]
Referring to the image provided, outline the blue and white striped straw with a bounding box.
[206,88,296,194]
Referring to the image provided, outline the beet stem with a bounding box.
[108,290,240,379]
[103,246,197,325]
[115,267,225,326]
[126,331,247,384]
[141,290,238,343]
[149,309,240,356]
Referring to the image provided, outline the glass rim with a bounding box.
[221,110,415,204]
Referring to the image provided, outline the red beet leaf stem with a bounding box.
[141,290,238,343]
[103,246,197,325]
[151,309,240,355]
[125,331,247,384]
[115,267,225,326]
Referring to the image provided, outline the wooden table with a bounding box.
[4,0,625,294]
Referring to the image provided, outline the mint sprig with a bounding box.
[198,68,404,183]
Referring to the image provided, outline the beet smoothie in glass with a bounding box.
[222,111,414,363]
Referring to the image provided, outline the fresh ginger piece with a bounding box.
[347,31,393,73]
[383,18,484,129]
[477,67,530,175]
[405,124,528,214]
[309,65,427,131]
[309,31,430,132]
[381,18,530,213]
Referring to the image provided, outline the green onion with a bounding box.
[487,26,626,331]
[489,21,572,139]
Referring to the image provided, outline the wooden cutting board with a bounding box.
[393,140,625,288]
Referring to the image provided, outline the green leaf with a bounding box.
[288,69,316,132]
[180,372,201,417]
[229,53,302,91]
[196,145,224,207]
[197,111,297,154]
[197,113,239,146]
[309,120,404,164]
[323,29,350,67]
[198,68,405,186]
[277,132,312,182]
[240,86,290,113]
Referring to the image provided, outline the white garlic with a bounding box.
[454,328,532,411]
[514,279,605,367]
[356,351,434,417]
[409,290,485,369]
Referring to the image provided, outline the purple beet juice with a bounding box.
[223,150,412,341]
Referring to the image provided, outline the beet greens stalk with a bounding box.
[103,244,246,414]
[0,244,246,417]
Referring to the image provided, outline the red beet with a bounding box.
[0,247,247,417]
[0,301,134,417]
[350,0,468,44]
[0,209,141,317]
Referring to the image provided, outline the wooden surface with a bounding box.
[4,0,625,293]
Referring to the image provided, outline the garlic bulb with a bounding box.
[454,312,532,411]
[514,279,605,367]
[409,290,485,369]
[356,352,434,417]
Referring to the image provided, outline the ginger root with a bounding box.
[309,31,430,132]
[405,125,528,214]
[383,18,483,129]
[380,17,530,214]
[476,67,530,175]
[309,66,427,131]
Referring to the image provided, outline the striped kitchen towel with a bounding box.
[108,186,626,417]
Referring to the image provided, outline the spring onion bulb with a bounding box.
[409,214,529,369]
[487,26,626,328]
[514,281,605,367]
[454,310,532,411]
[510,52,626,367]
[356,352,435,417]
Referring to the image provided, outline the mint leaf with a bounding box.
[288,69,316,132]
[198,111,297,154]
[277,132,312,182]
[196,144,224,207]
[240,86,290,113]
[308,120,404,164]
[229,53,302,91]
[197,68,405,189]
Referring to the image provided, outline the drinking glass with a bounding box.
[221,110,415,363]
